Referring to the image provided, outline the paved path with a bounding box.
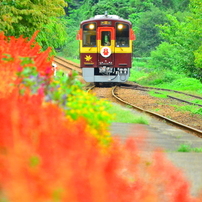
[110,106,202,196]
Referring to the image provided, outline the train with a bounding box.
[76,12,135,84]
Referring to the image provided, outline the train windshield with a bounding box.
[101,31,111,46]
[116,23,129,47]
[82,23,96,47]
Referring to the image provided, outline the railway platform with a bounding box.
[110,109,202,196]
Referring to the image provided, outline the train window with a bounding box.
[82,23,97,47]
[115,23,129,47]
[101,31,111,46]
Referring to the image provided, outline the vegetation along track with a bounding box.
[53,56,82,75]
[120,83,202,107]
[53,56,202,136]
[88,84,202,137]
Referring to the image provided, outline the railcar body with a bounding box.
[77,13,135,83]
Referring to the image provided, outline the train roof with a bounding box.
[80,14,131,25]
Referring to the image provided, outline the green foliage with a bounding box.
[192,99,202,105]
[59,10,84,58]
[129,0,154,13]
[176,105,202,116]
[132,7,169,57]
[36,17,68,51]
[129,58,151,82]
[149,42,195,73]
[0,0,67,37]
[169,78,202,91]
[61,36,79,59]
[90,1,117,16]
[177,144,202,152]
[150,3,202,79]
[132,69,184,86]
[128,68,148,82]
[189,0,202,74]
[17,67,113,145]
[194,45,202,69]
[153,0,189,11]
[107,104,149,124]
[149,91,167,98]
[177,144,193,152]
[66,89,114,129]
[88,0,131,19]
[0,0,68,52]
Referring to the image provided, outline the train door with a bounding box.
[97,27,115,66]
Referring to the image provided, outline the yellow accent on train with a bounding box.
[80,40,132,53]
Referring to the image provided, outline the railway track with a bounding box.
[88,85,202,137]
[113,85,202,137]
[53,56,82,75]
[53,56,202,136]
[120,83,202,107]
[51,57,202,196]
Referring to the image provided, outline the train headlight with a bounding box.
[89,24,95,30]
[117,24,123,30]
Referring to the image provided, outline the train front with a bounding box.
[77,14,135,83]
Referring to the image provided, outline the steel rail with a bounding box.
[121,83,202,100]
[112,85,202,137]
[86,85,95,93]
[124,87,202,107]
[53,56,82,75]
[120,84,202,107]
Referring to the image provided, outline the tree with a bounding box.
[35,17,68,52]
[189,0,202,71]
[0,0,67,37]
[153,0,189,11]
[129,0,154,13]
[149,1,202,79]
[132,7,168,57]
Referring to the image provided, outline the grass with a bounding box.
[107,104,149,124]
[172,104,202,116]
[58,56,149,125]
[180,105,202,115]
[66,57,80,64]
[192,99,202,105]
[129,58,202,96]
[149,91,168,98]
[153,108,160,112]
[177,144,202,152]
[128,58,202,121]
[56,53,80,64]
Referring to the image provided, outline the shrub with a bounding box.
[170,78,202,91]
[149,42,194,74]
[134,70,183,86]
[0,93,199,201]
[0,31,53,97]
[194,45,202,69]
[177,144,202,152]
[0,32,113,146]
[0,31,53,78]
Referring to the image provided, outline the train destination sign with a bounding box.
[101,21,112,25]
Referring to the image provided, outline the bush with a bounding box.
[0,31,113,146]
[132,69,183,86]
[170,77,202,91]
[149,42,194,74]
[194,45,202,69]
